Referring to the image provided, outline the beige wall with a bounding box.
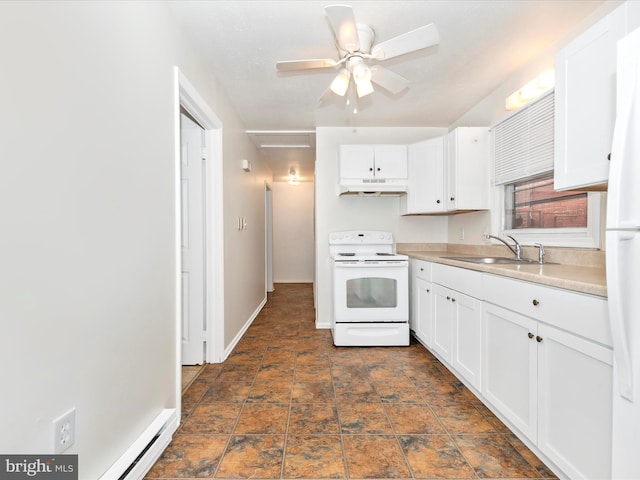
[272,182,315,283]
[0,1,269,477]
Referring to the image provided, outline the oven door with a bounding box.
[333,261,408,323]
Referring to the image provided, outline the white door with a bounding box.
[181,112,206,365]
[265,184,274,293]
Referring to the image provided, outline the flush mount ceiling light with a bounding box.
[288,167,300,185]
[505,68,555,111]
[276,4,439,103]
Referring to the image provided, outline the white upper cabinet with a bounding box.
[401,137,445,214]
[445,127,490,211]
[554,2,640,191]
[339,144,407,180]
[401,127,489,215]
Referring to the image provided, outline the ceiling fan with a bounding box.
[276,4,439,103]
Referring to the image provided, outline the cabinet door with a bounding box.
[554,6,626,190]
[413,277,433,347]
[451,292,482,391]
[445,127,490,211]
[404,138,444,214]
[339,145,375,179]
[445,130,458,211]
[374,145,407,179]
[537,323,613,480]
[482,303,538,441]
[432,284,453,362]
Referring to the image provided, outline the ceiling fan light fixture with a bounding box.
[350,58,371,84]
[330,69,350,96]
[356,79,374,98]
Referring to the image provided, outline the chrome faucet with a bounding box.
[486,234,522,259]
[534,243,545,264]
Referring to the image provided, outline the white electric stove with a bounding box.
[329,231,409,346]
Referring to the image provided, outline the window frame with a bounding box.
[491,180,603,248]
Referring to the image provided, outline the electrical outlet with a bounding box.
[52,408,75,454]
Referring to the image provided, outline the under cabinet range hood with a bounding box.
[338,144,409,196]
[337,179,408,196]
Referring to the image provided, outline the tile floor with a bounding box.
[147,283,558,480]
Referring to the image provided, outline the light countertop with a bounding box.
[399,249,607,298]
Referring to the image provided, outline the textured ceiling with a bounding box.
[168,0,605,182]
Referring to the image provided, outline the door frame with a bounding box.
[174,68,225,388]
[265,181,274,293]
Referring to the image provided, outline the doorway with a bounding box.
[175,67,225,385]
[180,111,206,365]
[265,182,274,293]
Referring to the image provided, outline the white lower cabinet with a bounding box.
[432,284,454,361]
[410,260,433,347]
[482,275,613,480]
[432,265,482,391]
[537,323,613,480]
[412,277,433,347]
[483,303,539,441]
[450,290,482,391]
[409,259,612,480]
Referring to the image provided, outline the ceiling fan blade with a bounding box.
[370,66,410,94]
[371,24,439,60]
[325,4,360,53]
[276,58,339,71]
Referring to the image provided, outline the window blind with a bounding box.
[492,90,554,185]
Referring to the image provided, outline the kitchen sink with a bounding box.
[443,256,540,265]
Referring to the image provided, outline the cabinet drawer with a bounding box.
[432,263,482,299]
[483,274,611,346]
[412,260,432,281]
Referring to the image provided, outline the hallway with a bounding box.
[147,283,557,479]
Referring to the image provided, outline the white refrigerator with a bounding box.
[607,26,640,480]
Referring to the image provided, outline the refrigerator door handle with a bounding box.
[608,231,635,401]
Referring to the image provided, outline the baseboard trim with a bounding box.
[99,409,177,480]
[222,296,267,360]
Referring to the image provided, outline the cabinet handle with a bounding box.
[450,197,455,201]
[532,299,539,306]
[536,335,543,343]
[528,332,534,339]
[436,200,441,204]
[377,167,381,171]
[451,298,456,302]
[420,267,424,271]
[369,167,373,171]
[608,153,611,161]
[446,296,451,300]
[426,289,430,293]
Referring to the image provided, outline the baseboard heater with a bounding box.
[100,408,177,480]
